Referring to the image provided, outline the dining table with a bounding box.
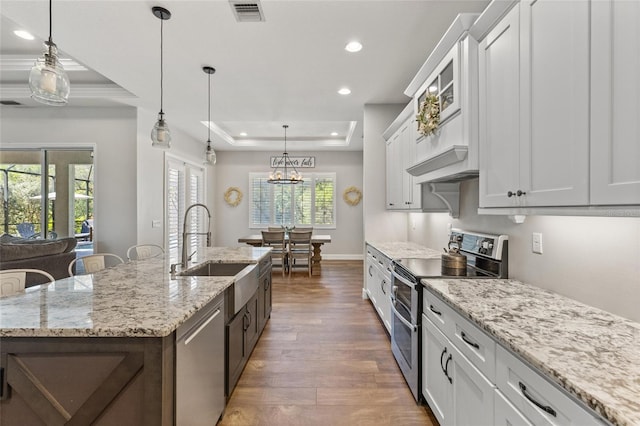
[237,234,331,276]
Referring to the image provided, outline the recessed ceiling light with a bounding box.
[338,87,351,95]
[330,132,339,137]
[345,41,363,53]
[239,132,248,137]
[14,30,34,40]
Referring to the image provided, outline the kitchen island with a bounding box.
[0,246,271,425]
[422,277,640,426]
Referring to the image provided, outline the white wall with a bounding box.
[214,150,363,257]
[363,104,410,244]
[135,108,216,248]
[1,106,137,258]
[408,178,640,322]
[1,106,211,259]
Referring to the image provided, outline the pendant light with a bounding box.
[203,66,217,165]
[151,6,172,149]
[268,125,303,184]
[29,0,70,106]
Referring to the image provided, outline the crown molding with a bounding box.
[0,83,136,99]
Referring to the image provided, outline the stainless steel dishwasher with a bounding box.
[176,294,225,425]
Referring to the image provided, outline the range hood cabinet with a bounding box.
[406,13,481,184]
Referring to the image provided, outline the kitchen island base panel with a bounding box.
[0,337,174,425]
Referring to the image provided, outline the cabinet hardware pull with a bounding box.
[368,265,373,277]
[440,347,448,374]
[517,190,526,197]
[430,305,442,316]
[507,191,515,197]
[519,382,557,417]
[243,313,250,331]
[461,331,480,349]
[444,354,453,384]
[380,280,387,295]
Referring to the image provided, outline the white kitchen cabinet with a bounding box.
[365,245,392,333]
[590,0,640,205]
[495,389,533,426]
[495,345,602,426]
[478,4,521,208]
[405,14,481,184]
[383,104,421,210]
[479,0,590,208]
[422,315,495,426]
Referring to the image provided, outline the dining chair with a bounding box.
[0,269,55,297]
[288,230,313,277]
[292,226,313,232]
[261,230,287,276]
[68,253,125,276]
[126,244,165,261]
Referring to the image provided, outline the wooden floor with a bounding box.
[219,260,437,425]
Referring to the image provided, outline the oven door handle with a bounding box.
[391,301,417,332]
[391,269,417,291]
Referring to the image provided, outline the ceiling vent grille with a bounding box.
[229,1,265,22]
[0,100,22,106]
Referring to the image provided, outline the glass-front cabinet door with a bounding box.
[414,43,461,140]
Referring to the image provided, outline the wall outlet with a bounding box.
[532,232,543,254]
[152,220,161,228]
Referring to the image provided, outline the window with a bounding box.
[249,173,336,229]
[166,157,205,264]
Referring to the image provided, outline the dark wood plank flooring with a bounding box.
[219,260,437,425]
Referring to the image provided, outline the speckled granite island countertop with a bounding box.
[423,278,640,426]
[366,241,441,260]
[0,246,271,338]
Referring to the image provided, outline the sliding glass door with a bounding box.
[0,148,94,241]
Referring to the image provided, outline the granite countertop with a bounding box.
[0,246,271,339]
[366,241,441,260]
[423,278,640,426]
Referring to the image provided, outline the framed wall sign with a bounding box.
[270,156,315,168]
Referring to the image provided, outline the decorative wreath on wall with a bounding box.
[224,187,243,207]
[342,186,363,206]
[416,93,440,137]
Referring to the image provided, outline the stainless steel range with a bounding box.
[389,229,509,402]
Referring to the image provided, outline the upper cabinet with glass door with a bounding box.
[404,13,482,184]
[416,47,459,127]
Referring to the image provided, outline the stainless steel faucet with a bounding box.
[181,203,212,268]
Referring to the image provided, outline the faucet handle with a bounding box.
[207,232,211,247]
[187,250,197,262]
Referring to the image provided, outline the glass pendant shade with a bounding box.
[29,44,70,106]
[151,112,171,148]
[205,143,217,165]
[151,6,172,149]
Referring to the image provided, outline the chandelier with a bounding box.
[268,125,303,184]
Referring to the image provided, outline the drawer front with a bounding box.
[423,289,452,336]
[450,311,496,382]
[495,389,533,426]
[496,345,602,426]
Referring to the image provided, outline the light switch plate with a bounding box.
[532,232,543,254]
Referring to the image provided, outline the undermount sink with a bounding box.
[179,262,252,277]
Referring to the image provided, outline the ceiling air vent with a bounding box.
[229,1,265,22]
[0,100,22,106]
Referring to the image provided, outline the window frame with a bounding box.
[249,172,336,230]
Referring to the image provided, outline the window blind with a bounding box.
[249,172,336,229]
